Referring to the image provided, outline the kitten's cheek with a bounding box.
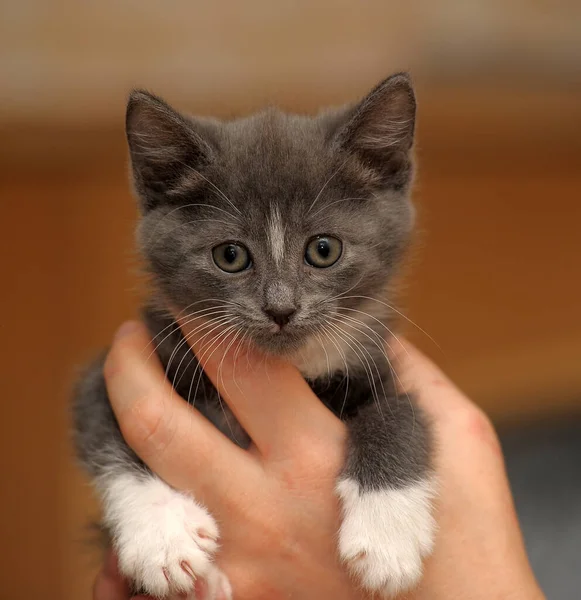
[180,319,261,374]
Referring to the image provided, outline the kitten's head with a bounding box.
[127,73,416,363]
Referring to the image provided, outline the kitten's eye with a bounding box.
[212,243,252,273]
[305,236,342,268]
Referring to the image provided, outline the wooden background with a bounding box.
[1,2,580,598]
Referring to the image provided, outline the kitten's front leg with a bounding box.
[99,468,231,598]
[337,398,436,597]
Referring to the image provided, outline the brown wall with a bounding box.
[2,1,580,123]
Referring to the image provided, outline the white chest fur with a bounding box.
[292,301,388,380]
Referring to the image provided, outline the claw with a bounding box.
[349,550,368,563]
[197,528,216,540]
[181,561,196,581]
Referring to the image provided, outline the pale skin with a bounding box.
[94,321,545,600]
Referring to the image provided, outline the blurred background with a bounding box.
[1,1,580,598]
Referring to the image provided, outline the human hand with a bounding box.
[94,321,544,599]
[396,346,545,600]
[98,320,357,599]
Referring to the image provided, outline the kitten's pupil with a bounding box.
[224,245,237,263]
[317,239,330,258]
[305,236,342,268]
[213,242,251,272]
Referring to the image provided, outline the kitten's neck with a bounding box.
[292,303,393,381]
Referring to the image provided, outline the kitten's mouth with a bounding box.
[249,322,311,356]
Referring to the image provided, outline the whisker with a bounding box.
[314,330,331,379]
[187,322,240,408]
[179,317,239,391]
[309,197,367,219]
[319,326,350,418]
[336,305,414,367]
[142,298,244,355]
[330,313,414,429]
[168,315,235,387]
[216,327,244,441]
[172,159,242,217]
[323,274,365,304]
[145,307,233,364]
[326,316,406,424]
[161,313,231,374]
[144,203,240,245]
[335,295,441,352]
[333,308,401,358]
[149,218,237,250]
[231,328,251,399]
[306,158,350,215]
[170,316,236,394]
[131,131,242,220]
[324,319,384,420]
[180,320,239,406]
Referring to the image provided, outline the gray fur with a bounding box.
[73,72,432,589]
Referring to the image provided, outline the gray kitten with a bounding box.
[73,72,435,599]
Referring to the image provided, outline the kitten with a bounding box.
[73,72,435,599]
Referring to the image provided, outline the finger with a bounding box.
[180,318,344,458]
[93,572,129,600]
[391,345,527,577]
[391,340,479,417]
[394,341,505,475]
[105,321,256,496]
[93,552,130,600]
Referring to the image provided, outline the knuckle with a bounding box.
[297,438,334,474]
[102,347,119,382]
[460,406,500,450]
[121,394,170,455]
[467,405,493,431]
[276,445,334,490]
[103,338,131,381]
[259,516,289,546]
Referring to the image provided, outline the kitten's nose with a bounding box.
[264,307,296,328]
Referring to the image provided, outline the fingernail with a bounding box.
[115,321,141,340]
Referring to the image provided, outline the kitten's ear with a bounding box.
[126,90,214,210]
[335,72,416,189]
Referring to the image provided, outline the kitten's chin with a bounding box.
[250,329,308,358]
[250,328,346,380]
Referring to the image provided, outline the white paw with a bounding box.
[102,473,225,597]
[337,478,436,598]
